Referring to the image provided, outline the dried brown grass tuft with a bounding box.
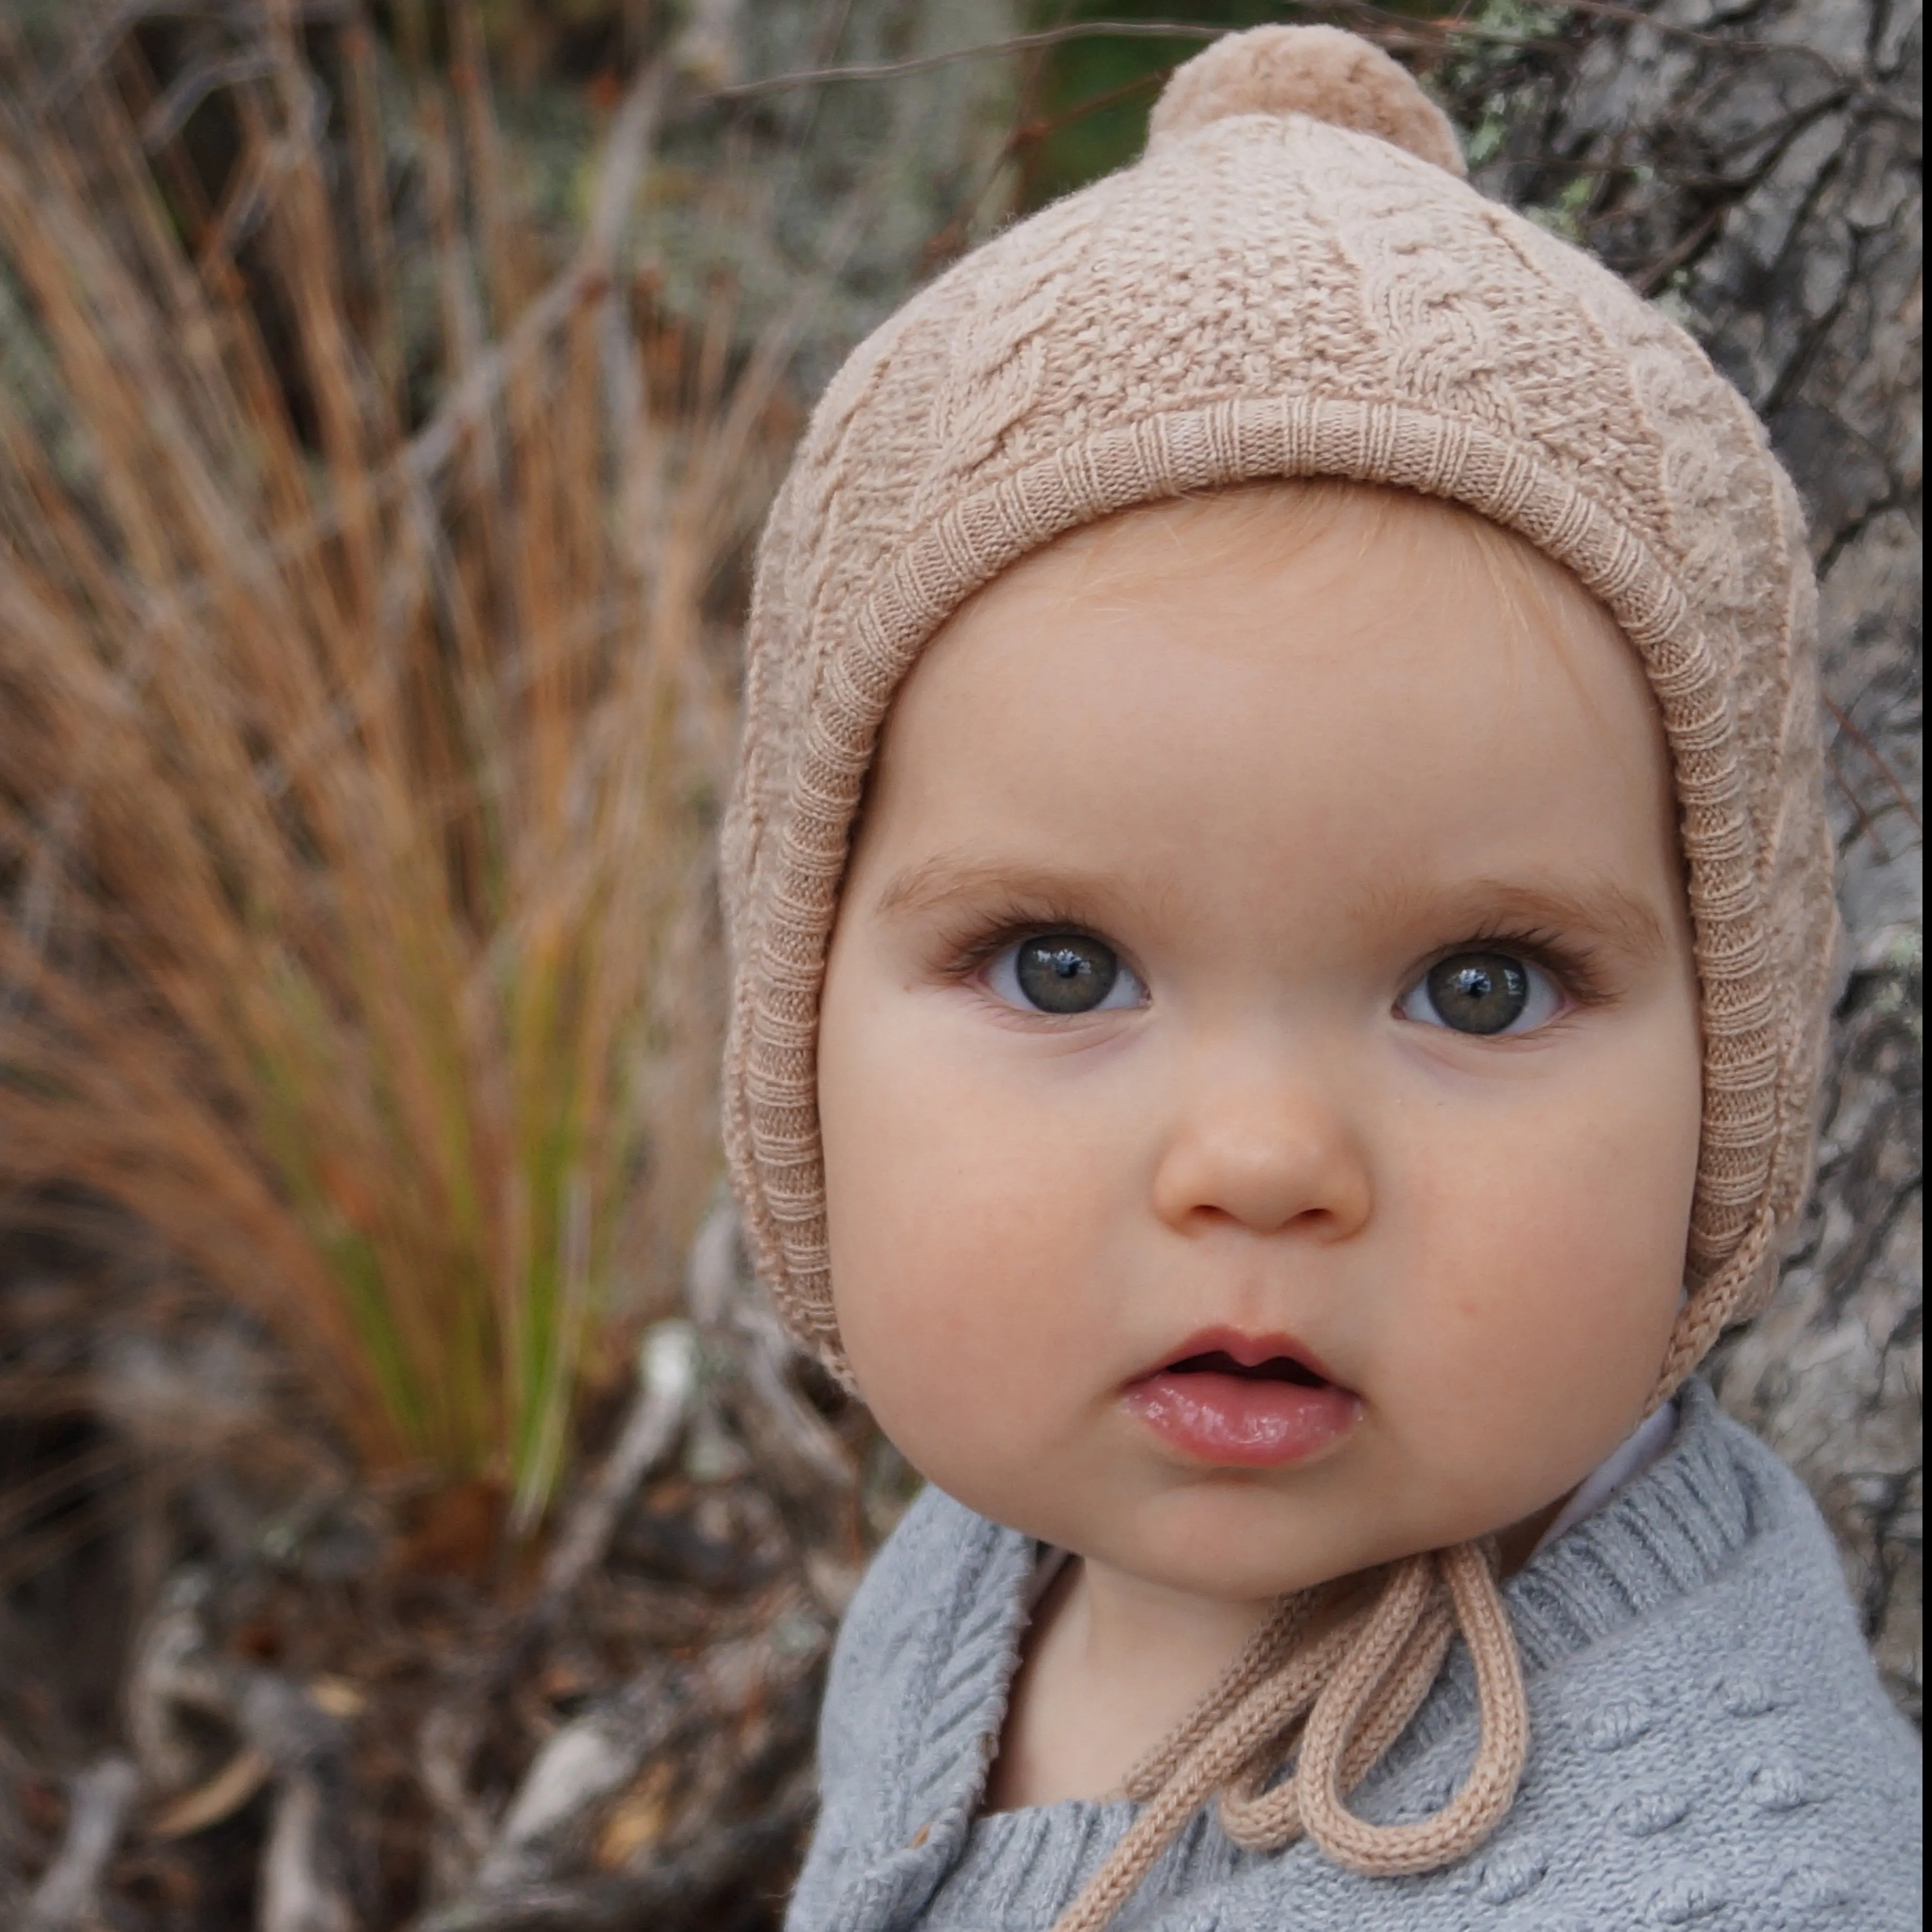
[0,14,787,1530]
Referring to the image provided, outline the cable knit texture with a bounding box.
[719,22,1843,1922]
[785,1386,1921,1932]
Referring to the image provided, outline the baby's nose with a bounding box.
[1148,1062,1373,1241]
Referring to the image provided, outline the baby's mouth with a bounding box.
[1161,1348,1331,1387]
[1123,1330,1359,1467]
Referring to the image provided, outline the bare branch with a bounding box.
[535,1321,698,1618]
[21,1757,139,1932]
[707,19,1224,101]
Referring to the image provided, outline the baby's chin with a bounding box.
[1063,1528,1487,1609]
[954,1468,1560,1605]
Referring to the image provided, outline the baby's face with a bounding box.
[817,487,1702,1602]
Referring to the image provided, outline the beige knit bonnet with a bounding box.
[720,23,1836,1927]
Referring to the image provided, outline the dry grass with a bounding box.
[0,12,789,1531]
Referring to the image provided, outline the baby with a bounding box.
[718,26,1920,1932]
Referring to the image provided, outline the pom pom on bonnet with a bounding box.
[1149,20,1466,173]
[718,22,1836,1927]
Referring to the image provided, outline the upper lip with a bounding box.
[1130,1325,1348,1392]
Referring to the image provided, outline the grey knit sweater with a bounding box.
[787,1384,1920,1930]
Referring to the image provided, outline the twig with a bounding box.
[139,50,279,149]
[403,1773,815,1932]
[535,1320,697,1619]
[684,1202,849,1494]
[1827,742,1894,863]
[127,1567,229,1795]
[1825,694,1922,834]
[682,1203,860,1614]
[126,1568,360,1929]
[150,1744,274,1839]
[21,1756,139,1932]
[239,1674,360,1932]
[707,20,1224,100]
[1629,197,1733,295]
[418,1704,495,1887]
[443,1630,814,1908]
[419,1632,823,1926]
[462,1660,691,1898]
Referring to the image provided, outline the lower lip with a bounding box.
[1123,1371,1360,1467]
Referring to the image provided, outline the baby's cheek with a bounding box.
[829,1124,1094,1495]
[1379,1078,1691,1500]
[838,1278,1070,1521]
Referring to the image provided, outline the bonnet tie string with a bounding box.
[1045,1536,1529,1932]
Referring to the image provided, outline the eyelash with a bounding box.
[933,897,1109,984]
[1422,921,1614,1010]
[933,908,1615,1010]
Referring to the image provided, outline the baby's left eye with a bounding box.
[1399,950,1564,1036]
[985,932,1145,1016]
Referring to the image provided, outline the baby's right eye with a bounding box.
[986,933,1144,1016]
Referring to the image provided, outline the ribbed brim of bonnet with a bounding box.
[719,23,1836,1401]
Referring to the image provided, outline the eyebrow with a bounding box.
[873,854,1119,922]
[1354,873,1673,959]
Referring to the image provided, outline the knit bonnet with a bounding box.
[720,21,1836,1924]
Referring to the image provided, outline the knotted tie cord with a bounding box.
[1045,1536,1530,1932]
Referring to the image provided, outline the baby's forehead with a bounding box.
[942,476,1630,681]
[873,489,1677,877]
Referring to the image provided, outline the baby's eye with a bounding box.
[986,932,1144,1016]
[1399,950,1563,1036]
